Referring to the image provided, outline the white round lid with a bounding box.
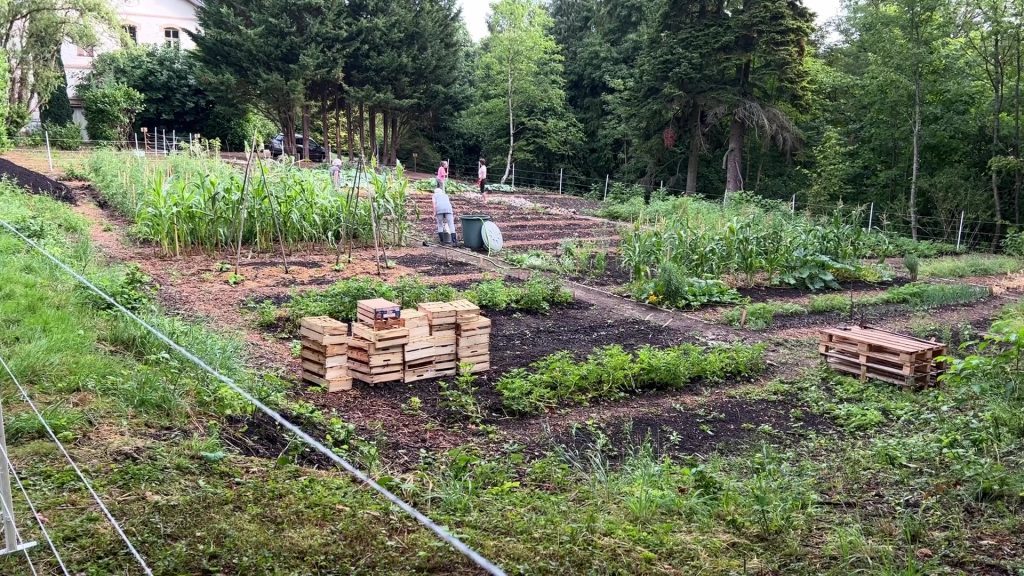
[481,221,503,253]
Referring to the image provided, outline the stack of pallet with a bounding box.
[402,309,437,382]
[819,326,947,388]
[299,316,352,391]
[348,299,409,385]
[453,299,491,373]
[417,302,459,376]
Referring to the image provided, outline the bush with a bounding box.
[82,83,144,142]
[497,342,766,414]
[1003,229,1024,258]
[5,102,29,140]
[44,122,83,151]
[903,254,920,281]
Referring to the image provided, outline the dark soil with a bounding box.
[395,253,479,277]
[0,157,73,202]
[566,257,632,288]
[551,397,835,461]
[528,194,604,215]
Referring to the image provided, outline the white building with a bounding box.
[60,0,201,127]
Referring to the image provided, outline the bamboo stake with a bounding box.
[233,136,258,274]
[254,148,290,274]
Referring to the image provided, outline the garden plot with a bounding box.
[410,191,621,251]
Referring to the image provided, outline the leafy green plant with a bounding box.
[439,364,484,424]
[227,273,245,286]
[903,254,920,281]
[1003,228,1024,258]
[723,302,807,330]
[497,343,766,414]
[919,254,1022,279]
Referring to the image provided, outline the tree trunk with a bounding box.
[345,101,354,162]
[382,109,390,165]
[910,72,922,241]
[369,107,377,164]
[321,100,330,160]
[334,100,342,157]
[992,37,1005,250]
[390,114,400,166]
[302,105,311,161]
[724,116,744,193]
[357,102,366,160]
[501,54,515,184]
[686,107,700,194]
[283,110,297,157]
[1014,31,1021,226]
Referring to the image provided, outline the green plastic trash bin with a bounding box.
[460,215,492,251]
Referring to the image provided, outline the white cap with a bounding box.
[332,158,342,166]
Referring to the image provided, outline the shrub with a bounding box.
[82,83,144,142]
[1001,229,1024,258]
[44,122,83,151]
[439,364,484,423]
[903,254,920,282]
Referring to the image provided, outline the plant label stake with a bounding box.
[956,210,965,251]
[867,202,874,232]
[44,131,53,172]
[234,135,258,275]
[0,396,36,557]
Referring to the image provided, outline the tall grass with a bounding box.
[85,150,410,255]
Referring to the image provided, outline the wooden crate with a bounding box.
[300,347,348,368]
[347,360,404,385]
[404,359,437,383]
[457,315,491,336]
[401,309,431,339]
[819,326,947,387]
[419,302,458,332]
[357,298,401,326]
[351,323,409,347]
[302,371,352,392]
[449,299,481,320]
[299,316,349,346]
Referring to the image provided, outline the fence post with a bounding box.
[162,129,167,155]
[558,168,563,195]
[956,210,965,251]
[44,131,53,172]
[172,129,176,152]
[0,395,35,557]
[511,164,516,189]
[134,132,140,152]
[867,202,874,232]
[603,175,610,201]
[791,194,796,213]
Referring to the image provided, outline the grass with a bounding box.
[2,178,1023,574]
[919,254,1023,278]
[723,302,807,330]
[807,282,991,315]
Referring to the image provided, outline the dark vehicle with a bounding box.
[269,134,327,162]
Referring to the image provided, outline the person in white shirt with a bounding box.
[478,158,488,203]
[432,187,455,245]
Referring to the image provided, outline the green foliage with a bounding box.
[497,342,766,414]
[463,275,572,313]
[462,0,583,177]
[809,294,852,314]
[631,264,746,309]
[44,122,83,151]
[919,254,1023,279]
[903,254,920,282]
[81,83,144,142]
[439,364,484,424]
[1004,229,1024,258]
[40,56,74,125]
[806,129,851,210]
[723,302,807,330]
[0,50,10,149]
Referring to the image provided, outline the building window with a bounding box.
[164,27,180,47]
[124,25,137,44]
[77,46,95,57]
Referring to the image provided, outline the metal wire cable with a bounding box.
[0,354,153,576]
[0,218,507,576]
[0,443,71,576]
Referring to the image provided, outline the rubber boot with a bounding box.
[438,232,446,245]
[451,232,458,247]
[440,232,451,245]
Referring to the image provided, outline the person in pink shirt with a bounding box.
[436,160,449,190]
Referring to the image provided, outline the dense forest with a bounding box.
[3,0,1023,243]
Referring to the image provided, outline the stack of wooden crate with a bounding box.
[348,299,409,385]
[819,325,947,388]
[402,309,437,382]
[453,300,491,373]
[299,316,352,391]
[418,302,459,377]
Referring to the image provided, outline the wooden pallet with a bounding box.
[819,326,947,387]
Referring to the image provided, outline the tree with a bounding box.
[463,0,581,183]
[192,0,348,156]
[0,48,9,150]
[40,53,73,125]
[807,128,851,209]
[81,83,143,142]
[79,46,215,134]
[0,0,117,117]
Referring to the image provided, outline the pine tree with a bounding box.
[41,55,74,125]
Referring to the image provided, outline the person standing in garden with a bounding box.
[432,186,456,246]
[329,158,343,187]
[478,158,488,203]
[436,160,449,190]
